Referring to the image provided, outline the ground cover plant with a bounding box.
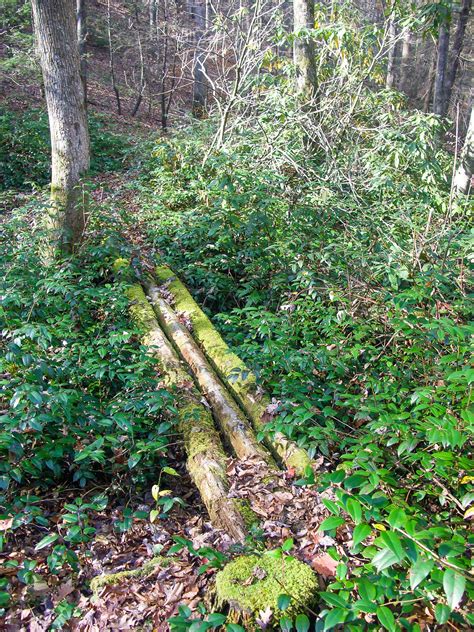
[1,0,474,629]
[135,79,473,628]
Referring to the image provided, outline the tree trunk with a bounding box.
[31,0,90,254]
[145,279,275,466]
[454,106,474,194]
[124,282,249,541]
[154,265,315,476]
[433,20,450,116]
[444,0,472,114]
[107,0,122,115]
[398,28,412,94]
[76,0,87,105]
[293,0,318,99]
[385,14,397,89]
[192,0,207,117]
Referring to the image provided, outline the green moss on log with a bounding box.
[215,554,318,626]
[90,556,169,594]
[154,265,313,476]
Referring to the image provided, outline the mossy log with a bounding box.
[124,281,248,541]
[215,554,318,629]
[153,265,313,476]
[90,556,169,595]
[144,278,274,467]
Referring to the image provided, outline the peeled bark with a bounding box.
[433,20,450,116]
[153,266,314,476]
[293,0,318,99]
[145,279,274,466]
[454,106,474,194]
[31,0,90,254]
[123,279,248,541]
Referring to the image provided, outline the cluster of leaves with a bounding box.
[0,108,133,191]
[138,75,473,627]
[0,200,178,612]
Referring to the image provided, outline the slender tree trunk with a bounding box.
[454,106,474,194]
[160,0,170,129]
[31,0,90,254]
[293,0,318,99]
[386,13,397,89]
[76,0,87,105]
[433,20,450,116]
[192,0,207,117]
[444,0,472,114]
[423,47,437,112]
[398,28,412,94]
[131,7,146,117]
[107,0,122,115]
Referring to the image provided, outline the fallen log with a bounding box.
[153,265,313,476]
[115,263,249,541]
[144,278,274,467]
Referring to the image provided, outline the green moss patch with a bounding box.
[90,555,169,594]
[215,554,317,623]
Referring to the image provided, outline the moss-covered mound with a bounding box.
[215,554,318,625]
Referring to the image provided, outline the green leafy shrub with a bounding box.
[137,97,473,626]
[0,108,132,190]
[0,199,175,501]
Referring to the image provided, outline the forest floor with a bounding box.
[1,178,341,632]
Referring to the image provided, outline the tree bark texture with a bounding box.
[398,28,412,95]
[31,0,90,254]
[192,0,207,117]
[145,279,275,466]
[76,0,87,104]
[454,106,474,194]
[153,265,314,476]
[385,14,397,89]
[445,0,472,114]
[293,0,318,99]
[433,20,450,116]
[124,281,249,541]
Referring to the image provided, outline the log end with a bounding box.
[215,554,318,626]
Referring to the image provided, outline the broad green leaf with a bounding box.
[376,606,396,631]
[323,608,348,630]
[387,507,406,529]
[319,516,345,532]
[295,614,310,632]
[372,547,399,571]
[320,592,348,609]
[277,594,291,610]
[162,466,180,477]
[346,498,363,524]
[443,569,466,610]
[409,557,434,589]
[34,533,59,551]
[352,523,371,548]
[435,603,451,624]
[380,531,405,561]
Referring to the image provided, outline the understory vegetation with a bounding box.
[1,1,473,630]
[136,87,473,627]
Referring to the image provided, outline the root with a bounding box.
[90,556,169,595]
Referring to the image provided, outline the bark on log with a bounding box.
[144,279,274,467]
[120,274,248,541]
[152,266,314,477]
